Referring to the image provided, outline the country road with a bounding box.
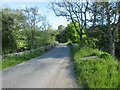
[2,44,79,88]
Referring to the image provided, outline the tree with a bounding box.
[56,22,86,43]
[88,1,119,56]
[102,2,119,56]
[2,7,56,54]
[56,25,67,43]
[2,8,17,53]
[65,21,84,43]
[50,0,88,40]
[58,25,65,31]
[22,6,43,49]
[50,0,119,57]
[40,15,51,31]
[2,8,28,53]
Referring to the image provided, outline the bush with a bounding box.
[72,46,119,88]
[79,38,98,48]
[75,59,119,88]
[73,46,101,61]
[99,52,113,60]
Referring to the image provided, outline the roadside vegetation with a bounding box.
[1,7,58,69]
[1,1,120,88]
[50,1,120,88]
[0,43,57,70]
[71,45,119,88]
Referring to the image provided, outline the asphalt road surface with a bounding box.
[2,44,79,88]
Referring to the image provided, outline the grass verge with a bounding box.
[0,44,57,70]
[71,46,119,88]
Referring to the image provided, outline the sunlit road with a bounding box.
[2,44,78,88]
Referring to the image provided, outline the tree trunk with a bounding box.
[109,30,115,56]
[93,3,97,28]
[106,2,115,56]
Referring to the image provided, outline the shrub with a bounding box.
[79,38,98,48]
[72,46,119,88]
[76,59,118,88]
[99,52,113,60]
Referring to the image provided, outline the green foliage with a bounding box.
[56,30,67,43]
[85,24,120,58]
[87,25,110,52]
[99,52,113,60]
[2,8,57,54]
[0,50,41,69]
[75,59,118,88]
[65,22,80,43]
[56,22,86,43]
[2,8,28,53]
[72,46,119,88]
[79,38,98,48]
[55,25,67,43]
[2,8,18,53]
[47,29,58,44]
[73,46,100,61]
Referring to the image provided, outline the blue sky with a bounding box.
[1,1,68,29]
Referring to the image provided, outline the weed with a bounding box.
[72,46,119,88]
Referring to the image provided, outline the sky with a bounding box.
[1,0,69,29]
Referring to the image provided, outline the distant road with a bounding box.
[2,43,79,88]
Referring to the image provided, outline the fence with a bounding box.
[2,42,58,59]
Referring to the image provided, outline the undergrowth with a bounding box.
[72,46,119,88]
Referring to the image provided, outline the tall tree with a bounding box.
[87,1,119,56]
[23,6,43,49]
[2,8,17,53]
[104,2,119,56]
[50,0,88,40]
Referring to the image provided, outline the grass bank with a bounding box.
[0,43,57,70]
[71,45,119,88]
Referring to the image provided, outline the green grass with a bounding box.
[0,44,56,70]
[71,46,119,88]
